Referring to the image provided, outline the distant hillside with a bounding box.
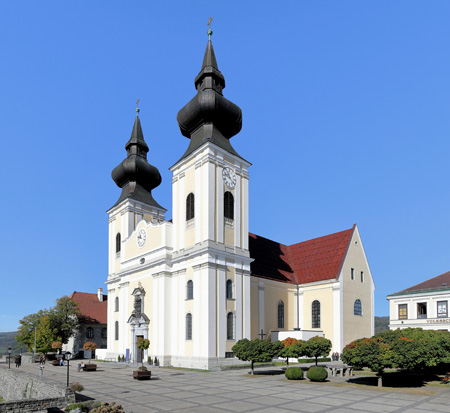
[375,316,390,334]
[0,332,19,355]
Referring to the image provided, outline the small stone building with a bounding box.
[63,290,107,358]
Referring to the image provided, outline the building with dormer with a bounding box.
[105,31,374,368]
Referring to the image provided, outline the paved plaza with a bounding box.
[2,362,450,412]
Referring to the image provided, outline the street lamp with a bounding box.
[8,347,11,369]
[66,358,70,388]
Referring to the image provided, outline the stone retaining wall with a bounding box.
[0,396,68,412]
[0,367,71,412]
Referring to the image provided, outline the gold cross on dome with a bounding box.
[207,17,213,29]
[136,98,140,107]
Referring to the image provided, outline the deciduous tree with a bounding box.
[16,310,48,351]
[302,336,332,366]
[136,338,150,369]
[279,338,304,366]
[83,342,97,363]
[232,339,284,374]
[49,296,80,344]
[35,314,61,354]
[341,328,450,387]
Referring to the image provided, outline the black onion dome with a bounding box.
[175,37,243,162]
[111,113,165,210]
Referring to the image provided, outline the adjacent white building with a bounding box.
[387,270,450,331]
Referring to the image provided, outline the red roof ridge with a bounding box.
[69,291,107,324]
[249,226,355,285]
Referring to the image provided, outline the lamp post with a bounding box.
[8,347,11,369]
[66,358,70,388]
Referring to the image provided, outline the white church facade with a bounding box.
[105,32,374,369]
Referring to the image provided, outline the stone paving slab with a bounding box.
[403,409,441,413]
[414,402,450,412]
[277,400,331,412]
[349,401,399,412]
[2,362,450,412]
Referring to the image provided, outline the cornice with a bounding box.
[107,198,166,217]
[172,241,252,265]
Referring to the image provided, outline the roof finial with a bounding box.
[207,17,213,40]
[136,98,140,117]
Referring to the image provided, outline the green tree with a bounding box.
[342,329,450,387]
[36,314,61,354]
[388,329,450,370]
[279,338,304,366]
[16,310,49,352]
[83,342,97,363]
[136,338,150,369]
[49,296,80,344]
[302,336,332,366]
[16,296,80,352]
[232,339,283,375]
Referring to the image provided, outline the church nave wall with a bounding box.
[301,284,335,345]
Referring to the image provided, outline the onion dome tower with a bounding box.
[111,105,165,210]
[176,28,243,162]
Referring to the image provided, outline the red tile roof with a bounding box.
[390,270,450,295]
[69,292,107,324]
[249,225,355,285]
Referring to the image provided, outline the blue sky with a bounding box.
[1,1,449,332]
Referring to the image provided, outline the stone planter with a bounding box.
[83,364,97,371]
[133,370,151,380]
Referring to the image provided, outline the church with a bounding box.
[105,30,374,369]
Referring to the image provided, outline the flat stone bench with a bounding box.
[83,364,97,371]
[326,365,353,377]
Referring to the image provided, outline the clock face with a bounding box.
[137,229,147,248]
[222,167,236,188]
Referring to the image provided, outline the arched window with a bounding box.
[224,191,234,220]
[354,299,362,316]
[277,300,285,329]
[227,312,235,340]
[312,300,321,328]
[115,321,119,340]
[186,193,195,221]
[226,279,233,299]
[115,297,119,312]
[101,328,107,339]
[186,313,192,340]
[186,280,193,300]
[86,327,94,339]
[116,233,121,253]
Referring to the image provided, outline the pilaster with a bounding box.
[217,261,226,356]
[258,281,265,333]
[235,268,243,341]
[243,271,251,339]
[200,263,217,358]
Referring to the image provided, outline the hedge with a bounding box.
[306,366,328,382]
[285,367,304,380]
[298,358,331,363]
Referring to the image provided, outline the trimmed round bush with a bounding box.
[306,366,328,382]
[285,367,304,380]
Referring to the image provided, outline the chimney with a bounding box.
[97,288,103,302]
